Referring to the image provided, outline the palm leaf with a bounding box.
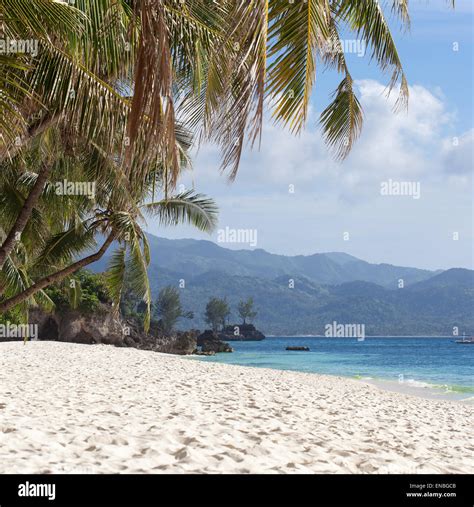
[268,0,331,132]
[320,75,363,160]
[66,277,82,310]
[36,221,97,268]
[32,288,55,313]
[105,247,127,312]
[126,230,151,332]
[0,0,85,40]
[334,0,409,109]
[142,191,218,232]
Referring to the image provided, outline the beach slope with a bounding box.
[0,342,472,473]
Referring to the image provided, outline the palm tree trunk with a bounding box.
[0,233,115,314]
[0,163,52,270]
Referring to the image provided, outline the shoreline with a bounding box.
[191,355,474,404]
[198,335,473,404]
[266,335,456,338]
[364,378,474,404]
[1,341,473,474]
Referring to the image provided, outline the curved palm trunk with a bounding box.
[0,163,52,270]
[0,233,115,315]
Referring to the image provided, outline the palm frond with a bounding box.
[267,0,331,132]
[105,247,127,313]
[142,191,218,232]
[334,0,409,109]
[106,212,151,330]
[32,288,55,313]
[36,221,97,268]
[0,0,85,40]
[127,245,151,332]
[0,255,28,297]
[391,0,410,28]
[320,75,363,160]
[66,277,82,310]
[125,0,181,188]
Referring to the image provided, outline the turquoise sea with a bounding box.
[195,337,474,403]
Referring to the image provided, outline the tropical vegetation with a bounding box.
[155,285,193,334]
[0,0,419,324]
[237,297,258,325]
[204,297,231,332]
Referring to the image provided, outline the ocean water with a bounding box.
[194,337,474,403]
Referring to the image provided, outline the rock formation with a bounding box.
[28,307,197,355]
[196,330,233,353]
[219,324,265,341]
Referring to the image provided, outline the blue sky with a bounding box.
[149,0,473,271]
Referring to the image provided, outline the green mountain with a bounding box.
[102,235,437,286]
[91,235,473,336]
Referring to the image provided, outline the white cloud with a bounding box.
[149,81,472,270]
[442,128,474,175]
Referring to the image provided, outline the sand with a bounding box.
[0,341,472,474]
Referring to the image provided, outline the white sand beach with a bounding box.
[0,341,473,474]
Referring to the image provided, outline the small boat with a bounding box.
[455,334,474,344]
[286,346,310,351]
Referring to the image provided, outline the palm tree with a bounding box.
[0,126,218,329]
[127,0,414,180]
[0,0,420,271]
[0,0,136,269]
[2,0,447,323]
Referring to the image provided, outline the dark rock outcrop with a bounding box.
[132,325,198,355]
[60,309,125,346]
[29,308,197,355]
[220,324,265,341]
[30,307,124,346]
[197,330,233,353]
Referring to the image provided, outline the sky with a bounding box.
[148,0,473,271]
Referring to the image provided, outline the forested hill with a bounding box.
[92,236,473,336]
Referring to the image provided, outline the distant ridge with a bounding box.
[91,235,473,335]
[407,268,474,290]
[95,234,439,287]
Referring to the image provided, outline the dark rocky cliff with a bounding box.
[29,306,197,355]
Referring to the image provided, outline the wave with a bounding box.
[357,375,474,397]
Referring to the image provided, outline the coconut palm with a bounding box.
[0,0,136,269]
[3,0,450,323]
[0,0,420,271]
[0,125,218,328]
[128,0,414,180]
